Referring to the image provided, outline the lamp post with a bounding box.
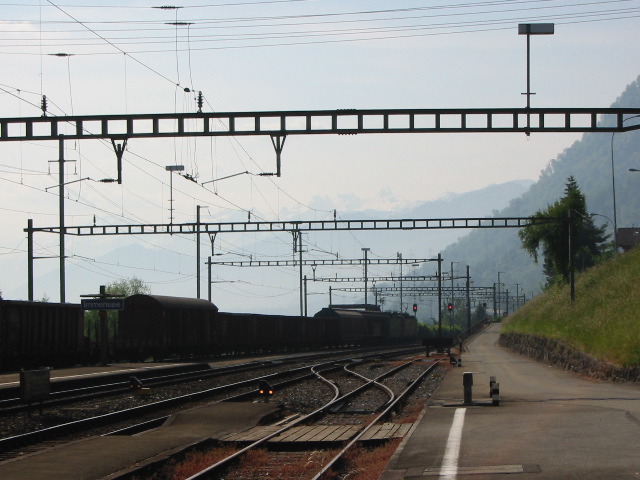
[611,114,640,251]
[518,23,554,134]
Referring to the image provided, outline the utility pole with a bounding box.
[397,252,403,312]
[293,230,304,316]
[362,248,370,305]
[207,255,212,302]
[437,253,442,339]
[450,262,455,331]
[196,205,202,299]
[497,271,504,317]
[58,136,66,303]
[27,219,34,301]
[466,265,471,331]
[304,275,308,316]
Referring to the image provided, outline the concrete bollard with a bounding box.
[463,372,473,405]
[492,382,500,406]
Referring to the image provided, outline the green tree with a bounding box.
[519,177,609,287]
[85,276,150,342]
[103,276,151,297]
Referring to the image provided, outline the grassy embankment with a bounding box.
[501,246,640,368]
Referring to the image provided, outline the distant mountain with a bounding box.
[5,179,533,315]
[333,179,535,257]
[441,75,640,301]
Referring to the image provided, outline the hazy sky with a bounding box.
[1,0,639,310]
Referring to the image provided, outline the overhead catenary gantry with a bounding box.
[25,214,557,316]
[3,108,640,143]
[10,105,636,305]
[3,108,640,178]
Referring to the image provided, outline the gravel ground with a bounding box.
[0,353,444,446]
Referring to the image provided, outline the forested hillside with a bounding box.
[441,75,640,298]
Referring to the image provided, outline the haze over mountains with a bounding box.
[6,75,639,321]
[5,179,534,315]
[440,75,640,305]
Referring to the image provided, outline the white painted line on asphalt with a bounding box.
[424,464,524,476]
[439,407,466,480]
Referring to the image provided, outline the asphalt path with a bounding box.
[382,323,640,480]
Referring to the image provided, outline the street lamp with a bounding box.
[610,114,640,251]
[518,23,554,134]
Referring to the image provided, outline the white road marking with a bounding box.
[439,407,466,480]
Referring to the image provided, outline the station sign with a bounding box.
[81,298,125,311]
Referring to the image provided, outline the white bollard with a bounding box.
[492,382,500,406]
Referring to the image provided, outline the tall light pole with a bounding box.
[518,23,554,134]
[611,114,640,251]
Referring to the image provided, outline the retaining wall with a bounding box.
[499,332,640,383]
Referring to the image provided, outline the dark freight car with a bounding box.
[213,312,327,353]
[314,308,388,346]
[117,295,219,360]
[0,299,85,371]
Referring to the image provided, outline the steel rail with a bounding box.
[310,360,441,480]
[343,363,396,410]
[185,358,418,480]
[0,362,329,454]
[0,347,421,455]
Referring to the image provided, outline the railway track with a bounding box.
[0,346,423,461]
[116,354,442,480]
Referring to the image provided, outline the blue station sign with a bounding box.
[81,298,125,311]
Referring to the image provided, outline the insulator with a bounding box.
[197,91,203,113]
[41,95,47,117]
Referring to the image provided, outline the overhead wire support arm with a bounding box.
[110,138,127,184]
[269,135,286,177]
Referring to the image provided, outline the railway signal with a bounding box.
[129,376,143,390]
[258,380,274,400]
[412,303,418,313]
[447,303,454,312]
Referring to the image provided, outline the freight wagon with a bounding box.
[0,299,85,371]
